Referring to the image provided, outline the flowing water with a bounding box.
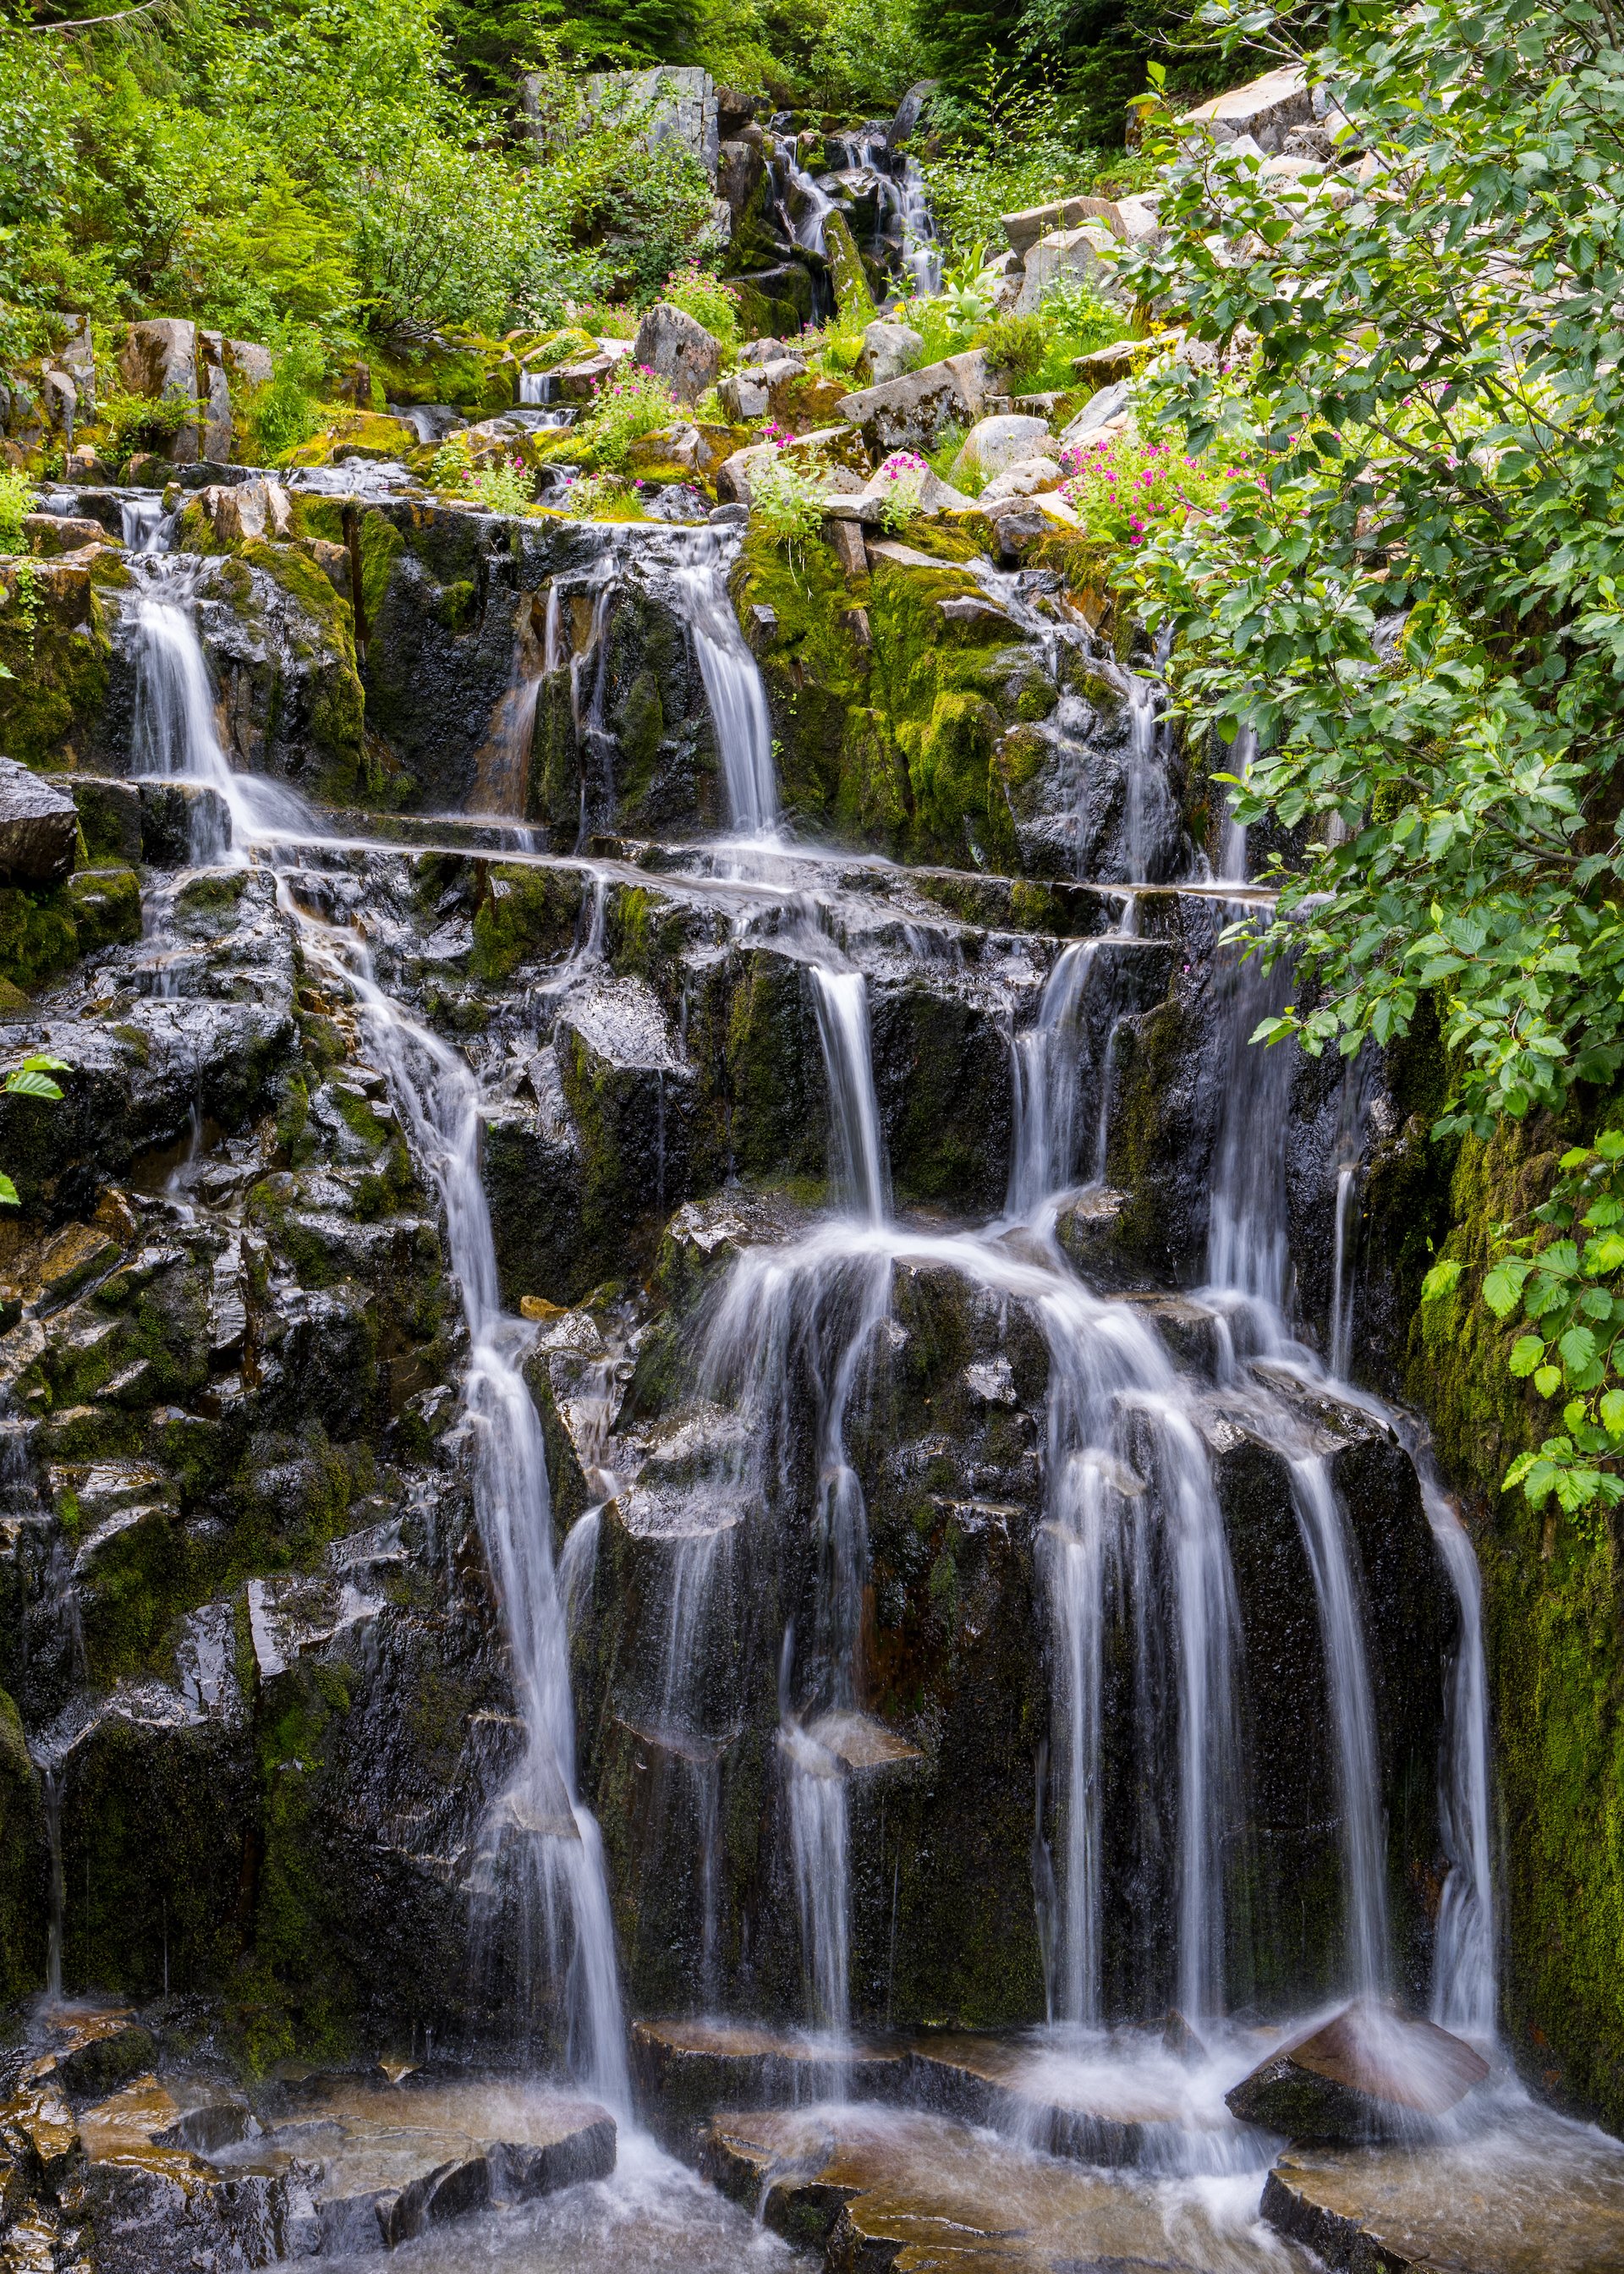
[64,497,1542,2270]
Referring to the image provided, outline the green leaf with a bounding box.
[3,1070,62,1101]
[1534,1365,1564,1398]
[0,1173,14,1207]
[1560,1325,1599,1373]
[1508,1335,1547,1378]
[1599,1387,1624,1437]
[1422,1258,1463,1304]
[1482,1262,1526,1316]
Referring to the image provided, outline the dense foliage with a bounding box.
[1122,0,1624,1509]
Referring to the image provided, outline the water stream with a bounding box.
[63,495,1522,2266]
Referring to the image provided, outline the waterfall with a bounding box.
[809,967,887,1222]
[1287,1455,1391,1998]
[1204,935,1298,1349]
[125,558,315,858]
[895,156,941,297]
[1006,942,1100,1220]
[1423,1471,1499,2041]
[1212,722,1257,885]
[1329,1162,1359,1378]
[669,536,780,838]
[126,580,630,2105]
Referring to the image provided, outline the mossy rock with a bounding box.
[0,563,112,767]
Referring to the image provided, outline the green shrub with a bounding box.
[241,332,326,463]
[0,470,33,554]
[750,447,830,558]
[566,363,681,470]
[463,457,536,516]
[979,311,1045,383]
[661,261,738,347]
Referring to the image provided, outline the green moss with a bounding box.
[0,878,80,987]
[65,864,142,953]
[0,570,112,766]
[239,536,366,799]
[356,508,408,633]
[470,864,584,981]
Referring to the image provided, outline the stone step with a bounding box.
[700,2101,1273,2271]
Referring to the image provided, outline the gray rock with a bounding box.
[1182,63,1312,153]
[952,414,1052,481]
[225,338,274,389]
[0,755,77,885]
[1058,382,1131,448]
[718,370,771,422]
[118,318,200,463]
[836,360,974,455]
[632,302,723,405]
[569,63,720,179]
[1001,195,1125,262]
[889,78,936,144]
[59,315,96,415]
[41,368,76,433]
[978,456,1064,505]
[1014,226,1120,316]
[859,321,924,385]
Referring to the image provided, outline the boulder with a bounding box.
[859,321,924,385]
[836,360,975,455]
[193,477,292,545]
[1015,226,1120,316]
[979,457,1064,505]
[41,370,76,433]
[1002,194,1127,262]
[117,319,200,463]
[21,514,107,558]
[717,369,771,421]
[951,414,1052,482]
[1058,382,1131,448]
[1182,63,1312,153]
[0,756,77,885]
[224,338,274,390]
[59,316,96,414]
[1225,2004,1490,2142]
[890,79,936,144]
[632,302,722,404]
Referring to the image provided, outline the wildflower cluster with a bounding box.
[464,454,536,518]
[874,449,927,532]
[571,363,680,470]
[559,470,645,519]
[661,262,739,346]
[751,448,831,558]
[1057,433,1232,545]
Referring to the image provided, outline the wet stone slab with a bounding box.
[699,2102,1312,2272]
[631,2019,908,2156]
[1263,2111,1624,2272]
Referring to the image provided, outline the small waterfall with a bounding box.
[123,560,630,2104]
[518,368,553,406]
[895,156,941,297]
[125,558,309,857]
[1204,937,1298,1346]
[809,967,888,1222]
[1329,1162,1359,1377]
[782,151,833,255]
[1212,722,1257,885]
[1423,1471,1499,2041]
[669,537,780,838]
[1288,1455,1390,1997]
[1006,942,1099,1219]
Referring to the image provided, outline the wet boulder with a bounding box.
[0,756,77,884]
[1226,2002,1490,2140]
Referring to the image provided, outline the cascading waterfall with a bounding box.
[123,564,631,2105]
[1423,1467,1499,2041]
[670,535,781,838]
[1005,941,1100,1221]
[1287,1455,1391,1998]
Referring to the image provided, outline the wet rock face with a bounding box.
[0,756,78,885]
[0,850,529,2052]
